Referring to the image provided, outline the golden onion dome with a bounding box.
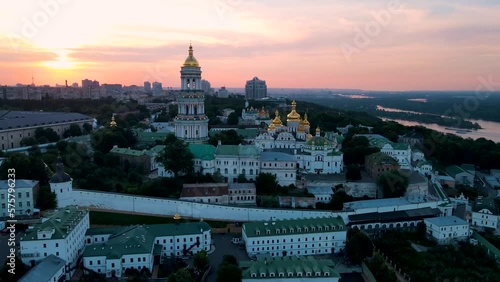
[316,126,321,134]
[302,113,310,126]
[272,110,283,126]
[286,100,301,122]
[269,123,276,130]
[183,44,200,67]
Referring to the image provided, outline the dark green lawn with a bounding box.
[89,210,232,228]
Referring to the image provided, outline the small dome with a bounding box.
[272,110,283,126]
[50,156,71,183]
[302,113,310,126]
[183,44,200,67]
[305,136,330,148]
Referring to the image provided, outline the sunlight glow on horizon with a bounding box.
[1,1,500,90]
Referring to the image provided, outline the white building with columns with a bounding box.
[242,217,347,258]
[174,44,209,144]
[215,144,261,183]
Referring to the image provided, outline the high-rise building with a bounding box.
[81,79,99,89]
[201,79,212,94]
[144,81,151,92]
[245,77,267,100]
[152,82,162,96]
[174,44,209,144]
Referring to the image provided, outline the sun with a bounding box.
[44,50,78,70]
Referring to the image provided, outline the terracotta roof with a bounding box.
[181,183,229,198]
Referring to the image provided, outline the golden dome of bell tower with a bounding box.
[286,100,301,122]
[183,44,200,67]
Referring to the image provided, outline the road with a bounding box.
[206,233,251,282]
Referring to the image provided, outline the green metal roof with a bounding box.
[21,206,88,241]
[137,132,171,144]
[460,164,475,172]
[473,197,499,215]
[365,152,398,166]
[215,144,260,156]
[243,216,346,238]
[84,222,211,258]
[241,256,340,279]
[235,128,258,139]
[446,165,467,178]
[189,144,216,160]
[110,147,146,156]
[472,232,500,262]
[147,145,166,156]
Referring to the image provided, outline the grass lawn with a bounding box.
[89,210,232,228]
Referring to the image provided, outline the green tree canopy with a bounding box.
[167,268,194,282]
[217,256,242,282]
[377,170,409,198]
[346,227,373,264]
[208,130,244,146]
[157,137,194,177]
[227,112,240,125]
[255,173,279,195]
[193,250,209,272]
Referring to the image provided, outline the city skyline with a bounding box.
[1,1,500,90]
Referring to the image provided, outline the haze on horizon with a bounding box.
[1,0,499,91]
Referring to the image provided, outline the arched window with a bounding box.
[192,79,196,89]
[186,79,190,89]
[249,169,253,175]
[224,168,228,174]
[233,168,237,174]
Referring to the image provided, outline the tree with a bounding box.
[227,112,239,125]
[167,268,194,282]
[237,174,248,183]
[20,137,38,147]
[82,122,93,133]
[217,255,241,282]
[193,250,209,272]
[346,164,362,181]
[157,137,194,177]
[346,228,373,264]
[208,130,244,146]
[377,170,409,198]
[37,186,57,210]
[222,255,238,266]
[255,173,279,195]
[63,123,83,138]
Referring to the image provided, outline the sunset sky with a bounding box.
[1,0,499,90]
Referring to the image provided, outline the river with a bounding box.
[376,105,500,143]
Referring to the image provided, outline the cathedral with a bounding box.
[174,44,209,143]
[253,100,344,174]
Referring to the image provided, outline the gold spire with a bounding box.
[302,113,310,126]
[286,100,301,122]
[110,116,117,127]
[183,44,199,67]
[297,121,305,132]
[173,213,181,220]
[315,126,320,136]
[272,110,283,126]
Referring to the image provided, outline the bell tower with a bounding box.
[174,44,209,143]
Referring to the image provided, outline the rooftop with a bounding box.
[260,151,296,162]
[84,222,210,258]
[19,255,66,282]
[0,110,93,131]
[21,206,88,241]
[343,197,425,210]
[181,183,229,198]
[365,152,399,166]
[473,197,499,215]
[0,179,38,190]
[446,165,469,178]
[424,216,468,226]
[228,183,256,190]
[241,256,340,279]
[306,186,334,195]
[215,144,260,156]
[243,216,346,238]
[348,207,440,224]
[188,144,216,160]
